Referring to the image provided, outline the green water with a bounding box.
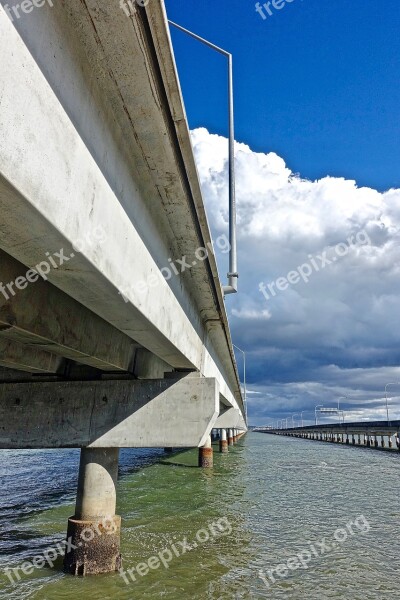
[1,434,400,599]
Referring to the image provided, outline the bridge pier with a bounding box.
[199,435,213,468]
[389,435,393,448]
[381,436,385,448]
[219,429,228,453]
[228,429,234,446]
[64,448,121,576]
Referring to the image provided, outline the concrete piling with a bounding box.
[219,428,228,453]
[228,429,234,446]
[64,448,121,576]
[198,435,213,468]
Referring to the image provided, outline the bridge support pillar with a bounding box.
[64,448,121,576]
[228,429,234,446]
[358,434,361,445]
[381,436,385,448]
[366,436,371,447]
[388,435,393,449]
[352,435,355,445]
[219,429,228,453]
[346,435,349,445]
[374,437,379,448]
[199,435,213,468]
[233,429,238,443]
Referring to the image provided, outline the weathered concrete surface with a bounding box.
[64,516,121,576]
[198,435,213,468]
[0,2,244,418]
[64,448,121,576]
[0,376,219,448]
[75,448,119,519]
[228,429,234,446]
[219,428,228,453]
[0,338,63,373]
[214,407,240,429]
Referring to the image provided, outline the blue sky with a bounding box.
[166,0,400,192]
[165,0,400,426]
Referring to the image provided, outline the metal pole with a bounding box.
[385,384,389,422]
[315,405,323,425]
[384,383,400,423]
[225,53,238,295]
[338,397,346,423]
[168,21,237,296]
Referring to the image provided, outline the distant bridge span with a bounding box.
[255,422,400,449]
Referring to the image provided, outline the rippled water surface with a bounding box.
[1,434,399,599]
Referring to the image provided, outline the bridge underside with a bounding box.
[0,0,247,577]
[0,1,246,451]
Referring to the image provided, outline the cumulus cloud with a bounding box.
[191,127,400,424]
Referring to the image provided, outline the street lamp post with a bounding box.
[315,405,324,425]
[384,382,400,423]
[338,397,346,423]
[292,413,300,428]
[168,20,237,297]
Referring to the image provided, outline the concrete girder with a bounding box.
[214,407,240,429]
[0,338,63,373]
[0,5,243,415]
[0,375,219,449]
[0,249,137,372]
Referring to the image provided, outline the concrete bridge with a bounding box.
[0,0,246,575]
[255,422,400,450]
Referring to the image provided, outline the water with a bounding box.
[1,434,399,599]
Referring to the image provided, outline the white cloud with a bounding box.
[191,127,400,424]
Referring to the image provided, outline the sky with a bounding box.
[165,0,400,426]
